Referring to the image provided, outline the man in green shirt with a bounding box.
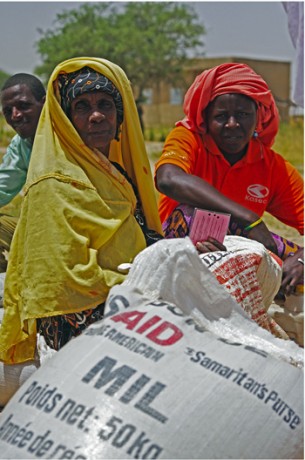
[0,73,45,271]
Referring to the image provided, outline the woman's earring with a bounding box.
[253,130,258,138]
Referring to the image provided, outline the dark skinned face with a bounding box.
[1,84,45,142]
[206,93,257,165]
[70,91,117,156]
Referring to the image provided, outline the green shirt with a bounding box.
[0,135,32,208]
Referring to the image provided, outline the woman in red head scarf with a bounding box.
[179,62,279,147]
[155,63,303,296]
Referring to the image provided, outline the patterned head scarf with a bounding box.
[58,66,124,140]
[177,63,279,147]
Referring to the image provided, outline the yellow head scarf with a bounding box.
[0,57,162,364]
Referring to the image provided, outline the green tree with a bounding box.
[0,70,11,90]
[34,2,205,93]
[35,3,117,81]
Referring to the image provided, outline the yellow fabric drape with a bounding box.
[0,57,162,364]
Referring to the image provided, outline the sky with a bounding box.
[0,0,297,75]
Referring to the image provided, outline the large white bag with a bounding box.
[0,239,303,459]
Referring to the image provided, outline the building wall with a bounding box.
[140,57,291,129]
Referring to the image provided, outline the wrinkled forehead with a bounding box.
[58,66,124,126]
[1,83,34,105]
[71,91,115,102]
[208,93,257,111]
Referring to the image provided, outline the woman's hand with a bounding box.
[281,248,304,295]
[196,237,227,254]
[246,221,278,255]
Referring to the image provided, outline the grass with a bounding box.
[144,126,172,143]
[0,116,14,148]
[254,117,303,243]
[272,117,304,174]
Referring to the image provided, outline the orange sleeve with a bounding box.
[267,152,304,235]
[154,127,200,222]
[154,126,199,175]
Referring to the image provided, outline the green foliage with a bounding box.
[35,3,117,82]
[273,118,304,174]
[112,2,205,94]
[0,114,14,150]
[0,69,11,90]
[34,2,205,90]
[148,128,155,142]
[145,126,171,143]
[268,117,303,241]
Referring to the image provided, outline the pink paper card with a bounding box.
[189,208,231,244]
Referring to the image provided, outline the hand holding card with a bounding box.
[189,208,231,245]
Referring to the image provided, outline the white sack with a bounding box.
[124,237,303,366]
[0,239,303,459]
[0,360,40,408]
[218,235,282,310]
[198,235,288,338]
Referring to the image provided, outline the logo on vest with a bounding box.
[245,184,269,204]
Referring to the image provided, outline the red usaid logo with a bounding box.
[246,184,269,203]
[111,310,183,346]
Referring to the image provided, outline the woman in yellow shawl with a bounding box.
[0,57,162,364]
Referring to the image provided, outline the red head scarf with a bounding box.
[177,63,280,147]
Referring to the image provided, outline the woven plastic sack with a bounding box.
[199,236,287,338]
[0,239,303,459]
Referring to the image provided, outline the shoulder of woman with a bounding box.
[169,125,203,149]
[265,148,304,186]
[268,147,300,170]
